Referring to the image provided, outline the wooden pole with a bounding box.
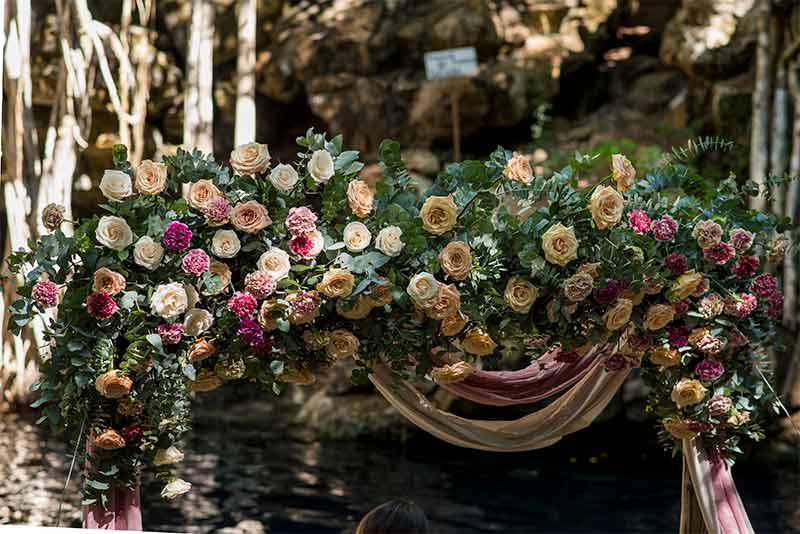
[679,456,711,534]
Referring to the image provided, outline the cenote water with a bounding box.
[2,388,798,533]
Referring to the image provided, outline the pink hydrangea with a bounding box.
[182,249,211,276]
[227,291,258,319]
[731,255,759,279]
[664,253,688,276]
[703,241,735,265]
[729,228,753,253]
[157,323,184,345]
[651,215,678,241]
[163,221,193,251]
[751,273,777,298]
[204,196,231,224]
[86,292,118,320]
[627,210,651,235]
[697,335,724,355]
[285,206,318,237]
[244,271,276,300]
[724,293,758,318]
[707,395,732,417]
[32,280,59,308]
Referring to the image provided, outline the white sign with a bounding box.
[424,47,478,80]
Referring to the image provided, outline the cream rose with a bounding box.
[184,284,200,309]
[326,329,360,359]
[603,298,633,331]
[230,200,271,234]
[183,308,214,337]
[420,195,458,235]
[96,216,134,251]
[134,160,167,195]
[150,282,189,320]
[503,153,534,184]
[203,260,231,296]
[406,272,439,305]
[336,297,375,320]
[211,229,241,259]
[430,361,474,384]
[187,179,221,211]
[563,272,594,302]
[611,154,636,192]
[347,179,374,218]
[92,268,126,296]
[269,163,300,192]
[643,304,675,331]
[258,248,291,280]
[438,241,472,281]
[307,149,335,183]
[671,378,707,408]
[426,283,461,320]
[504,275,539,313]
[316,268,355,298]
[230,142,271,175]
[440,314,468,336]
[375,226,405,257]
[99,170,133,201]
[589,185,624,230]
[343,221,371,252]
[541,223,578,267]
[461,328,498,356]
[161,479,191,500]
[154,446,184,466]
[133,236,164,270]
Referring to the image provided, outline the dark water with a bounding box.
[2,394,798,534]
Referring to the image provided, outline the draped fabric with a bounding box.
[82,436,143,530]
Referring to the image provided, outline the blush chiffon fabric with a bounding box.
[82,436,143,530]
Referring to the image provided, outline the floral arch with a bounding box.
[10,130,785,532]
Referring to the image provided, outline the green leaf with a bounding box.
[182,364,196,381]
[270,360,284,375]
[145,334,163,352]
[86,479,110,491]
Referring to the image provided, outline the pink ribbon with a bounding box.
[82,435,143,530]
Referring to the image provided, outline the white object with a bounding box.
[424,47,478,80]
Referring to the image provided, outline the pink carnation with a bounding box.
[767,291,784,319]
[285,206,318,237]
[751,273,777,298]
[32,280,59,308]
[227,291,257,319]
[703,242,735,265]
[290,290,321,317]
[163,221,193,251]
[697,335,724,355]
[244,271,276,300]
[182,249,211,276]
[627,210,651,235]
[157,323,184,345]
[289,231,323,259]
[204,196,231,224]
[707,395,732,417]
[86,292,118,320]
[664,253,688,277]
[729,229,753,253]
[651,215,678,241]
[724,294,757,318]
[731,255,759,279]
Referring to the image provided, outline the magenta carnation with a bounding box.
[244,271,276,300]
[667,324,691,348]
[121,424,145,443]
[651,215,678,241]
[707,395,732,417]
[285,206,318,237]
[695,358,724,381]
[86,292,118,320]
[181,249,211,276]
[751,273,777,298]
[32,280,59,308]
[204,196,231,224]
[729,229,753,253]
[227,291,257,319]
[163,221,193,251]
[592,279,623,306]
[673,299,689,315]
[237,319,265,348]
[664,253,688,277]
[731,255,759,279]
[627,210,651,235]
[767,291,784,319]
[604,354,627,371]
[703,241,735,265]
[288,234,317,259]
[156,323,184,345]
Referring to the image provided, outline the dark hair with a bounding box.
[356,499,431,534]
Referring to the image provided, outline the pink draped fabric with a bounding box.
[710,452,754,534]
[441,346,603,406]
[82,436,143,530]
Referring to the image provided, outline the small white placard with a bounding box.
[424,47,478,80]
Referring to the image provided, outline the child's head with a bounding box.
[356,499,430,534]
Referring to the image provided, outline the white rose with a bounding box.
[211,229,241,259]
[230,142,271,175]
[96,216,134,251]
[161,479,191,500]
[183,308,214,336]
[183,284,200,309]
[269,163,300,192]
[257,247,291,280]
[307,150,335,183]
[375,226,405,257]
[343,222,371,252]
[150,282,189,320]
[133,236,164,270]
[407,272,439,304]
[153,446,184,466]
[99,170,132,201]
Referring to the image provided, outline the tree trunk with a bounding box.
[785,61,800,329]
[184,0,214,154]
[235,0,256,147]
[770,59,788,214]
[750,0,771,211]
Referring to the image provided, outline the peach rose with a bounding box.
[663,418,698,441]
[258,299,281,331]
[189,369,223,392]
[336,297,375,320]
[439,241,472,281]
[611,154,636,192]
[187,338,216,361]
[671,378,707,408]
[420,195,458,235]
[92,268,126,296]
[230,200,271,234]
[589,185,624,230]
[603,298,633,331]
[649,346,681,368]
[134,160,167,195]
[577,262,601,279]
[347,179,374,218]
[643,304,675,331]
[504,275,539,313]
[563,272,594,302]
[230,142,271,175]
[326,329,360,359]
[503,153,533,185]
[541,223,578,266]
[426,283,461,320]
[95,370,133,399]
[430,361,474,384]
[668,271,705,301]
[203,260,231,296]
[461,328,497,356]
[187,179,221,211]
[440,313,468,336]
[94,429,126,450]
[316,268,355,298]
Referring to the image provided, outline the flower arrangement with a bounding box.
[9,131,786,506]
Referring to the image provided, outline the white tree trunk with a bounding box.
[750,0,771,211]
[184,0,214,154]
[771,60,788,214]
[235,0,256,146]
[785,61,800,328]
